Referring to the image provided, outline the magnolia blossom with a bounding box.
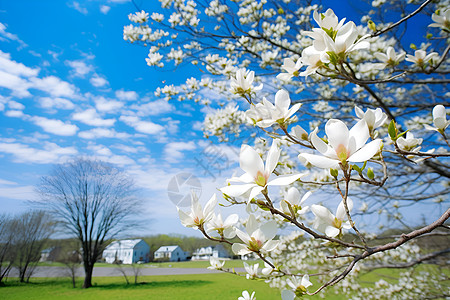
[429,8,450,32]
[238,291,256,300]
[177,193,217,229]
[355,106,388,136]
[244,262,259,279]
[405,50,438,67]
[277,58,303,81]
[291,125,309,141]
[261,257,274,275]
[321,21,370,59]
[373,46,405,69]
[313,9,345,31]
[245,90,301,128]
[311,198,353,238]
[128,10,149,23]
[397,132,423,152]
[281,275,313,299]
[299,46,323,77]
[206,212,238,238]
[221,142,304,201]
[230,68,263,97]
[298,119,382,169]
[280,187,311,217]
[424,105,449,132]
[207,256,225,270]
[232,214,279,255]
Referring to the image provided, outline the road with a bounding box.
[7,266,221,278]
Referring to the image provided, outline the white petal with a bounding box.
[336,197,353,220]
[311,204,334,221]
[301,274,313,288]
[275,89,291,112]
[310,128,334,156]
[203,194,217,219]
[298,153,339,169]
[267,173,304,186]
[325,226,340,237]
[354,106,364,118]
[220,183,255,198]
[223,214,239,227]
[235,228,251,245]
[248,186,264,201]
[177,208,194,227]
[232,243,251,255]
[260,220,278,241]
[286,187,301,206]
[265,142,281,175]
[325,119,350,151]
[262,239,280,252]
[348,139,381,162]
[240,145,264,179]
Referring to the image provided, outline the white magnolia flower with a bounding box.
[280,187,311,217]
[206,212,239,238]
[177,193,217,229]
[424,105,449,132]
[221,142,304,202]
[321,21,370,59]
[313,8,345,31]
[354,106,388,135]
[238,290,256,300]
[244,262,259,279]
[232,214,279,255]
[128,10,149,23]
[261,257,275,275]
[397,132,423,152]
[311,198,353,238]
[298,119,382,169]
[299,46,323,77]
[282,275,313,299]
[373,46,405,69]
[291,125,309,141]
[150,12,164,22]
[230,68,263,97]
[245,90,301,128]
[277,58,303,81]
[405,50,438,67]
[207,256,225,270]
[429,9,450,32]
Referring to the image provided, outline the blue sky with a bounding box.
[0,1,442,237]
[0,0,236,236]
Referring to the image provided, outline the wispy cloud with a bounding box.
[66,60,93,77]
[100,5,111,14]
[90,74,108,87]
[72,108,116,127]
[119,115,164,135]
[164,141,196,163]
[0,141,77,164]
[78,128,131,139]
[31,116,79,136]
[69,1,88,15]
[116,89,138,101]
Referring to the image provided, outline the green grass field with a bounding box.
[1,274,284,300]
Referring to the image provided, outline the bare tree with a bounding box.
[0,215,16,284]
[56,239,82,288]
[38,158,140,288]
[13,210,54,283]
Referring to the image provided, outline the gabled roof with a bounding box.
[104,239,144,251]
[154,245,180,253]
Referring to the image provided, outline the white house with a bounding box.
[154,245,189,262]
[192,244,229,260]
[103,239,150,264]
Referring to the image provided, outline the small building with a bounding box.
[40,247,61,262]
[192,244,229,260]
[154,245,189,262]
[102,239,150,264]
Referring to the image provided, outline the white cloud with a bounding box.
[0,69,31,97]
[0,23,27,48]
[192,121,203,131]
[70,1,88,15]
[87,144,135,166]
[5,110,25,118]
[78,128,131,139]
[119,115,164,135]
[164,141,196,163]
[133,99,174,116]
[115,89,138,101]
[0,141,77,164]
[95,97,123,112]
[31,116,79,136]
[39,97,75,110]
[66,60,93,77]
[0,183,36,201]
[29,76,77,98]
[90,74,108,87]
[100,5,111,14]
[0,50,39,77]
[72,108,116,127]
[8,100,25,110]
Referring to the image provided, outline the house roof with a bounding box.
[154,245,180,253]
[104,239,145,251]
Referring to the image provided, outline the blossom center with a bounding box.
[255,171,267,187]
[335,144,349,163]
[248,237,263,252]
[333,217,342,229]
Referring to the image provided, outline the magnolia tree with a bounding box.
[124,0,449,299]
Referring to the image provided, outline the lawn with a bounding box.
[1,273,285,300]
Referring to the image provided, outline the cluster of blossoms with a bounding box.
[125,1,450,299]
